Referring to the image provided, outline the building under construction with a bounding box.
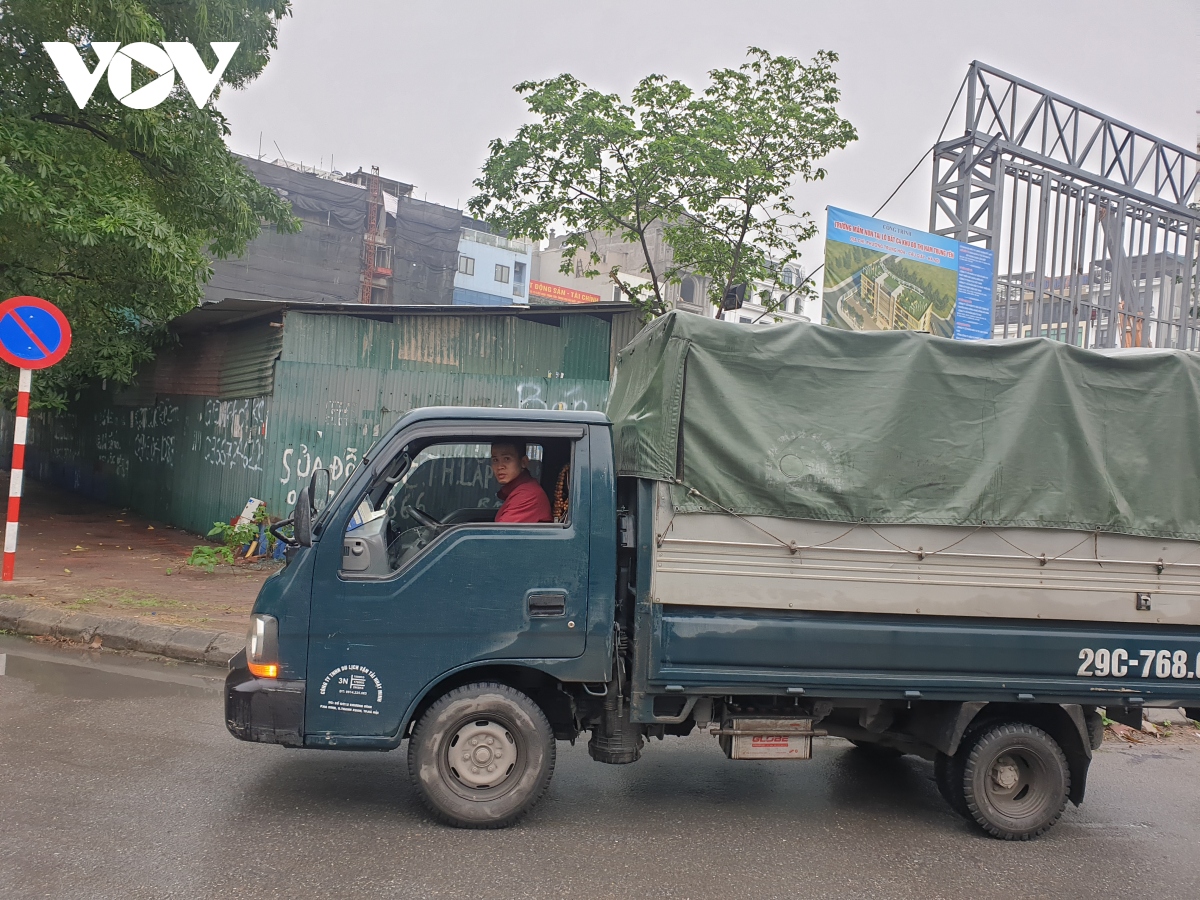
[204,157,467,308]
[930,61,1200,349]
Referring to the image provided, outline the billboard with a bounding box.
[821,207,994,340]
[528,280,602,305]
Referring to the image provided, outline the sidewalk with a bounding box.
[0,473,274,665]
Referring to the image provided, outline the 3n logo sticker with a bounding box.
[42,41,239,109]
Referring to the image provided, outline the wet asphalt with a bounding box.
[2,634,1199,900]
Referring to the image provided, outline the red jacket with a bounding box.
[495,471,552,523]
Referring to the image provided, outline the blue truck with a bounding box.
[226,313,1200,840]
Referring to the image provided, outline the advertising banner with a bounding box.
[528,280,602,305]
[821,207,994,340]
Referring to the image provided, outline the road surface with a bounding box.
[2,635,1198,900]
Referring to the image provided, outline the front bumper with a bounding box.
[225,649,306,746]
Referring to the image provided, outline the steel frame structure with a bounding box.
[930,61,1200,349]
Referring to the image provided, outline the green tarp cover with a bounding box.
[606,311,1200,540]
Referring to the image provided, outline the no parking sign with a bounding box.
[0,296,73,580]
[0,296,72,370]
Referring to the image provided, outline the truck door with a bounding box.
[304,423,590,740]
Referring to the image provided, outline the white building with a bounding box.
[453,228,532,306]
[532,228,811,324]
[717,265,811,326]
[531,232,657,306]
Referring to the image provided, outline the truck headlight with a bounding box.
[246,614,279,679]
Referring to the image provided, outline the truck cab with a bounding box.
[226,407,617,823]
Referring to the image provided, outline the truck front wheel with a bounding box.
[961,722,1070,840]
[407,682,555,828]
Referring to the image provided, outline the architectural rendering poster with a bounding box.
[821,207,995,340]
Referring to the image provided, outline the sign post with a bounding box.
[0,296,72,581]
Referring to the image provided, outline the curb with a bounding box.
[0,599,243,667]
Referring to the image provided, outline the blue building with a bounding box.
[453,227,532,306]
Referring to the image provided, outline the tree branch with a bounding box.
[0,261,93,282]
[30,113,156,167]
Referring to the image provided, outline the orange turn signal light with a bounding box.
[248,662,278,679]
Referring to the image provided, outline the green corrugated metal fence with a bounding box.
[278,310,614,379]
[221,321,285,398]
[4,307,619,534]
[10,392,270,535]
[265,362,608,517]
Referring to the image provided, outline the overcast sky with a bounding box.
[218,0,1199,284]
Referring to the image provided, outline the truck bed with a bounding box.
[648,483,1200,706]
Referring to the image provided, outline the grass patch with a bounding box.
[63,587,184,610]
[113,592,182,609]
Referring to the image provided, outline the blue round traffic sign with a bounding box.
[0,296,72,370]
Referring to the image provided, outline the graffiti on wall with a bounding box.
[516,383,590,411]
[95,409,131,477]
[48,412,81,466]
[280,443,359,507]
[194,398,267,471]
[131,401,179,466]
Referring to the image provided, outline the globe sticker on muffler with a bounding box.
[319,665,383,715]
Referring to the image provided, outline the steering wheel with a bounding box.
[405,505,443,529]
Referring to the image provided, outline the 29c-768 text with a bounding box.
[1077,648,1197,679]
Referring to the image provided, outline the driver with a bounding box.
[491,439,552,523]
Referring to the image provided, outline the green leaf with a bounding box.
[0,0,298,407]
[469,47,855,321]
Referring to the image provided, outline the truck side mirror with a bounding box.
[270,469,328,550]
[308,468,331,514]
[293,491,312,547]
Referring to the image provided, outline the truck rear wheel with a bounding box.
[934,750,970,817]
[407,682,555,828]
[961,722,1070,840]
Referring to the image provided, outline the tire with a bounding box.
[934,750,970,818]
[407,682,555,829]
[848,739,903,758]
[935,719,991,820]
[961,722,1070,840]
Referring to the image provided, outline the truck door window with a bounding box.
[341,439,571,576]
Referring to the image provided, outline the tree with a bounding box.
[0,0,298,407]
[469,48,856,320]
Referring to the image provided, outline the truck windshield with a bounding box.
[313,447,408,535]
[379,442,507,569]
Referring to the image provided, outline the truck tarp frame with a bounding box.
[606,311,1200,541]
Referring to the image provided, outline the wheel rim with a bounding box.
[441,717,524,800]
[982,747,1050,820]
